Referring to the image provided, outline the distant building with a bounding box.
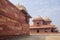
[30,16,58,34]
[0,0,31,36]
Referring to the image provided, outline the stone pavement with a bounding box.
[0,34,60,40]
[46,36,60,40]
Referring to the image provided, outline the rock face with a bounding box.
[0,0,31,36]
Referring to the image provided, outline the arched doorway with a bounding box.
[51,28,54,32]
[37,29,39,33]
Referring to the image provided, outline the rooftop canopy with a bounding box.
[43,17,51,21]
[16,4,32,18]
[16,4,27,12]
[33,16,43,21]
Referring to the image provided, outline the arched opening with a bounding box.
[45,28,48,32]
[37,22,40,26]
[37,29,39,33]
[51,29,54,32]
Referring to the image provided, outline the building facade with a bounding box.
[30,16,58,34]
[0,0,31,36]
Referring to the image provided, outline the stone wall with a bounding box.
[0,0,30,36]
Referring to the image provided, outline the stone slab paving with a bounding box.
[0,35,45,40]
[46,36,60,40]
[0,34,60,40]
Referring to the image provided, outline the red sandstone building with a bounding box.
[30,16,58,34]
[0,0,31,36]
[0,0,59,36]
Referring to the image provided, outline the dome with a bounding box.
[33,16,43,21]
[43,17,51,21]
[51,24,55,27]
[51,24,56,28]
[16,4,27,11]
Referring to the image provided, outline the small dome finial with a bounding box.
[33,16,43,21]
[35,15,41,18]
[43,16,51,21]
[16,4,27,11]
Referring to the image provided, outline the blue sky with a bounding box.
[9,0,60,31]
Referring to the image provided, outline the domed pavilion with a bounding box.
[30,16,58,34]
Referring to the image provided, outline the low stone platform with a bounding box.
[0,34,60,40]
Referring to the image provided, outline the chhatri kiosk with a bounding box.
[30,16,58,34]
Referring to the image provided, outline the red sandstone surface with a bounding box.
[0,0,31,36]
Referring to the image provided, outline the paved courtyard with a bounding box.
[0,34,60,40]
